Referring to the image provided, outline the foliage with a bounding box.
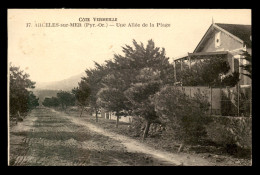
[9,65,38,115]
[42,97,59,107]
[82,62,108,119]
[154,85,211,144]
[97,39,174,136]
[72,80,91,117]
[57,91,75,109]
[124,68,162,123]
[27,92,40,110]
[72,81,90,107]
[206,116,252,157]
[221,71,240,87]
[179,57,239,87]
[97,68,131,126]
[239,50,252,79]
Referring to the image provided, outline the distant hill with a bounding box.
[33,72,85,105]
[35,72,85,91]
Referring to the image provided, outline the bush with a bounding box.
[206,116,252,150]
[153,85,211,144]
[127,117,146,137]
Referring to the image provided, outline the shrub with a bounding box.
[153,85,211,144]
[127,117,146,137]
[206,116,252,150]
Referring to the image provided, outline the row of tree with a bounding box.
[42,91,75,109]
[71,40,251,141]
[9,65,39,119]
[72,40,200,140]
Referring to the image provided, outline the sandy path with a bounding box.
[55,110,214,166]
[10,108,175,166]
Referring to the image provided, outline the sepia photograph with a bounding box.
[8,9,252,166]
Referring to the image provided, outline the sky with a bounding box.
[8,9,251,83]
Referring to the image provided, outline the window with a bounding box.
[215,31,221,48]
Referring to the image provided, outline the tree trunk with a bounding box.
[95,110,98,122]
[116,115,119,128]
[79,106,84,117]
[143,120,151,140]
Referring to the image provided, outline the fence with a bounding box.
[176,85,251,117]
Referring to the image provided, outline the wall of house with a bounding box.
[199,28,243,53]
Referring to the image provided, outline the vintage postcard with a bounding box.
[8,9,252,166]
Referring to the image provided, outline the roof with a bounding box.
[193,23,252,53]
[189,51,228,57]
[173,53,188,61]
[215,23,251,47]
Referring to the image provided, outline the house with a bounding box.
[173,22,251,87]
[173,22,251,116]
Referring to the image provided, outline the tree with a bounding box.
[9,65,37,119]
[27,92,39,110]
[125,68,163,139]
[42,97,59,107]
[99,40,174,139]
[83,62,108,122]
[239,50,252,79]
[97,72,130,127]
[72,80,91,117]
[57,91,75,110]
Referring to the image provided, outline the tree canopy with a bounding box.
[177,57,240,87]
[9,65,39,116]
[42,97,59,107]
[57,91,75,109]
[97,39,174,136]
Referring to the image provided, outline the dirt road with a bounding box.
[9,107,214,166]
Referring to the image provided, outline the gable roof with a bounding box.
[193,23,251,53]
[215,23,251,47]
